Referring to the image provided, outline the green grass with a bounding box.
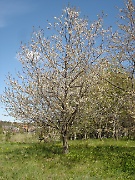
[0,139,135,180]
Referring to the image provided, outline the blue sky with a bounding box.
[0,0,127,121]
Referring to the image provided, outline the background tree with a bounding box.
[79,52,135,140]
[110,0,135,91]
[108,0,135,136]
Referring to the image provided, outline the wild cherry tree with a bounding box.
[110,0,135,90]
[1,7,110,153]
[109,0,135,127]
[78,0,135,139]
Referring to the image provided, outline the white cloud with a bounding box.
[0,0,35,28]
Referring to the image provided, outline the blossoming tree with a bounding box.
[1,7,110,153]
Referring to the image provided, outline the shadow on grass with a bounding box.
[3,142,63,159]
[2,141,135,175]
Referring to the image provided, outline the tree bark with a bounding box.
[84,132,87,139]
[62,125,69,154]
[62,134,68,154]
[74,132,77,140]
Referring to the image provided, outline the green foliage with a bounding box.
[0,139,135,179]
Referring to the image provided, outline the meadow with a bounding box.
[0,134,135,180]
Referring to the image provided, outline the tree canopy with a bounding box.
[1,0,135,153]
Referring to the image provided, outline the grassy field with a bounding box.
[0,136,135,180]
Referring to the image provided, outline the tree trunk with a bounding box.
[112,119,119,140]
[74,132,77,140]
[62,125,69,154]
[84,132,87,139]
[62,134,68,154]
[97,128,102,140]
